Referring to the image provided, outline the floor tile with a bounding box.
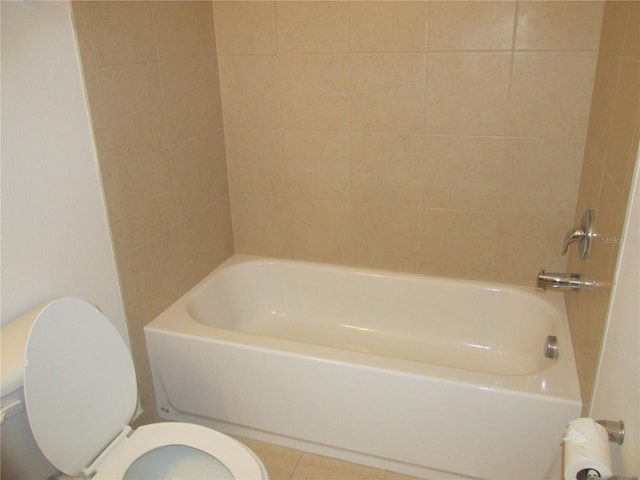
[236,436,302,480]
[291,452,387,480]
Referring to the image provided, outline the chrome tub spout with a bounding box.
[536,269,593,292]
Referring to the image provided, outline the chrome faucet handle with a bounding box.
[562,226,587,254]
[561,209,594,260]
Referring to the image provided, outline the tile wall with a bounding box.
[71,1,233,422]
[216,1,604,285]
[71,0,637,422]
[565,1,640,413]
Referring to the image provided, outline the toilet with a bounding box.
[0,297,268,479]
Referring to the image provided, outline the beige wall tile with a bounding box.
[226,128,284,195]
[231,194,287,256]
[276,1,348,53]
[178,202,230,290]
[152,1,214,60]
[159,58,217,144]
[586,174,626,287]
[89,1,156,66]
[101,63,167,159]
[350,53,426,132]
[564,1,639,412]
[279,54,349,130]
[423,135,506,212]
[214,194,235,262]
[218,55,281,128]
[419,209,498,280]
[515,1,604,51]
[210,131,230,199]
[200,2,218,58]
[592,1,629,56]
[425,52,511,135]
[567,286,611,413]
[585,54,621,163]
[210,0,602,290]
[351,203,420,272]
[501,138,584,217]
[630,115,640,188]
[350,132,423,206]
[76,0,231,423]
[623,2,639,60]
[428,1,515,51]
[117,150,179,252]
[285,198,351,263]
[128,229,187,321]
[605,58,640,193]
[170,135,219,226]
[71,1,92,28]
[507,51,598,138]
[572,148,605,232]
[72,15,99,71]
[283,130,350,200]
[349,1,428,52]
[492,214,569,285]
[179,202,217,267]
[204,56,225,132]
[213,1,276,55]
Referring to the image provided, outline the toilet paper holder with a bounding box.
[580,420,636,480]
[596,419,625,445]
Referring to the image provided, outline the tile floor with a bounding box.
[236,436,423,480]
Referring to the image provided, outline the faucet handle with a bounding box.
[561,209,594,260]
[562,226,587,255]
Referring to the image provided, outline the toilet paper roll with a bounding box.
[563,418,613,480]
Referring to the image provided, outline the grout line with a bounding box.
[417,1,431,273]
[220,126,588,142]
[214,47,600,57]
[288,450,303,480]
[346,0,354,264]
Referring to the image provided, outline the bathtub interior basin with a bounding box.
[187,257,561,376]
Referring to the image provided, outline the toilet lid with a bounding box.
[23,297,137,477]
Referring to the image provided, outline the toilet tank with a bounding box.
[1,306,57,479]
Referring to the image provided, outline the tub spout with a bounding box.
[536,269,593,292]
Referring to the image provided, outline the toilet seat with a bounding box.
[22,298,265,479]
[92,422,264,480]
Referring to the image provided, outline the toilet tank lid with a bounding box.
[0,305,43,397]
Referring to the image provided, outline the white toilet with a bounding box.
[0,297,268,479]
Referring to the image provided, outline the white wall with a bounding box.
[0,1,128,342]
[590,149,640,477]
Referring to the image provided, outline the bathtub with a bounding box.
[145,255,581,480]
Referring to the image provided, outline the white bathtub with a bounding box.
[145,255,581,480]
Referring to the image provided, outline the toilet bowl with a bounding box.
[0,297,268,479]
